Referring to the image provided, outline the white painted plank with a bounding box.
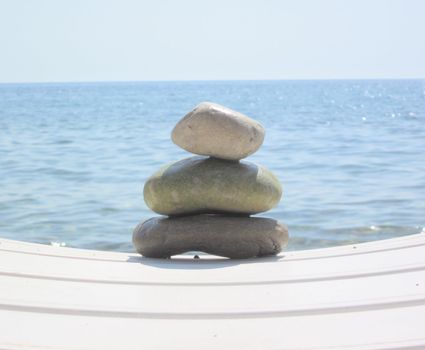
[1,233,425,349]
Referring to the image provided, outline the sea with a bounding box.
[0,80,424,252]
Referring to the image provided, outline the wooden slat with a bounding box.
[1,233,425,349]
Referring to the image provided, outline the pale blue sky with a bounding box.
[1,0,424,83]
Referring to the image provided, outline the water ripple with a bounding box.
[1,80,424,252]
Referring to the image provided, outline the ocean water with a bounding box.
[0,80,424,252]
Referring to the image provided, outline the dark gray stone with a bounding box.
[132,215,289,259]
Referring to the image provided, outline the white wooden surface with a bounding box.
[1,232,425,350]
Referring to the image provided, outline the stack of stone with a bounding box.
[132,102,288,259]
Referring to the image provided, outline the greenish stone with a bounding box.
[143,156,282,216]
[132,215,289,259]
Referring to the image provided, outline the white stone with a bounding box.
[171,102,265,160]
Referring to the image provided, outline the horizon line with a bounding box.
[0,77,424,85]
